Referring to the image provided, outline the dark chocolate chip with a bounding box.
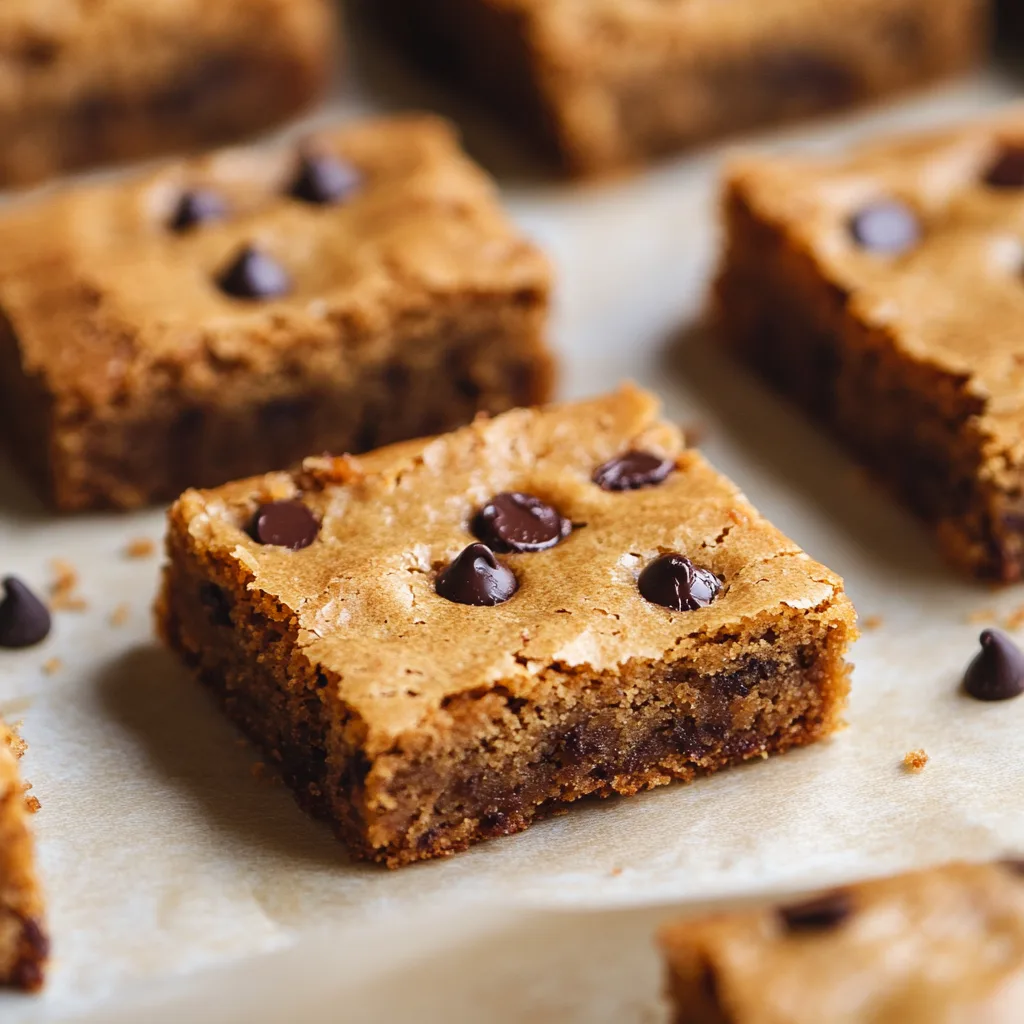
[848,200,921,255]
[199,582,232,627]
[984,146,1024,188]
[778,891,852,933]
[0,577,51,649]
[289,152,362,205]
[250,500,319,550]
[170,188,228,232]
[216,244,290,300]
[963,629,1024,702]
[472,493,572,553]
[638,554,721,612]
[593,451,674,492]
[435,543,518,607]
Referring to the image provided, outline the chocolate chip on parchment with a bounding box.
[963,629,1024,702]
[638,554,720,612]
[472,493,571,553]
[0,577,51,649]
[435,543,518,607]
[250,500,319,550]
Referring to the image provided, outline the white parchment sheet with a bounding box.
[2,24,1024,1023]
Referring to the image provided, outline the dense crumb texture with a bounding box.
[158,386,856,867]
[0,116,554,511]
[718,111,1024,581]
[0,720,47,991]
[369,0,984,176]
[903,748,929,772]
[660,861,1024,1023]
[0,0,333,188]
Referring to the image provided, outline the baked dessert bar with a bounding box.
[0,116,554,511]
[659,860,1024,1023]
[158,386,856,867]
[369,0,985,176]
[718,111,1024,581]
[0,720,47,992]
[0,0,333,188]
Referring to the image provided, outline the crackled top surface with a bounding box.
[0,115,548,402]
[728,109,1024,458]
[661,861,1024,1024]
[171,387,853,738]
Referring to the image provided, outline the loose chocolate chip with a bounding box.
[593,450,674,492]
[435,543,518,607]
[250,500,319,550]
[778,891,852,933]
[0,577,51,649]
[199,582,232,627]
[289,152,362,205]
[169,188,228,232]
[638,554,721,612]
[472,493,572,553]
[984,146,1024,188]
[963,629,1024,702]
[216,244,290,300]
[848,200,920,255]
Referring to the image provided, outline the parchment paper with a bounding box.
[2,23,1024,1023]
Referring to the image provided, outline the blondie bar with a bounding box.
[158,386,856,867]
[0,0,333,188]
[0,116,553,511]
[660,860,1024,1023]
[0,720,46,992]
[370,0,985,176]
[718,112,1024,581]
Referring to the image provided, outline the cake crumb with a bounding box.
[49,559,87,611]
[109,603,130,627]
[903,749,929,773]
[125,537,156,559]
[41,657,62,676]
[610,866,624,877]
[966,608,996,624]
[25,795,41,814]
[862,615,884,631]
[251,761,278,784]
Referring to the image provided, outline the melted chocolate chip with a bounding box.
[250,500,319,550]
[963,629,1024,702]
[638,554,721,612]
[778,891,852,933]
[848,200,920,255]
[472,493,571,553]
[984,146,1024,189]
[435,543,518,607]
[217,244,290,300]
[0,577,51,649]
[170,188,228,232]
[593,451,674,492]
[289,152,362,205]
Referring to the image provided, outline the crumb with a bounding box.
[1004,604,1024,631]
[5,730,27,759]
[109,603,130,627]
[682,420,707,447]
[49,558,87,611]
[25,795,41,814]
[903,749,929,773]
[41,657,62,676]
[610,866,623,877]
[966,608,996,624]
[251,761,274,783]
[862,615,884,631]
[125,537,156,559]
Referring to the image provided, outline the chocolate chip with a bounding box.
[638,554,720,612]
[170,188,228,232]
[963,629,1024,702]
[848,200,920,255]
[250,500,319,550]
[199,582,232,627]
[778,891,852,933]
[593,451,674,492]
[217,244,290,300]
[435,543,518,607]
[472,493,572,553]
[0,577,51,649]
[289,152,361,205]
[984,146,1024,188]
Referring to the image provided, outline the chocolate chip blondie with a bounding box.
[157,386,856,867]
[660,860,1024,1023]
[370,0,985,176]
[0,0,333,188]
[0,720,46,992]
[718,112,1024,581]
[0,116,554,511]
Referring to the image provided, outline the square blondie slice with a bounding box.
[718,111,1024,581]
[0,116,553,511]
[0,0,334,188]
[0,720,47,991]
[370,0,984,176]
[158,386,856,867]
[659,860,1024,1023]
